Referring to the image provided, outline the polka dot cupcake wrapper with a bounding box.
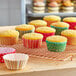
[22,39,42,48]
[0,47,16,63]
[51,25,69,35]
[36,32,55,41]
[17,29,35,38]
[46,40,67,52]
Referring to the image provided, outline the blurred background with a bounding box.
[0,0,76,26]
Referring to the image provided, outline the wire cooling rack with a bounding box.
[0,39,76,61]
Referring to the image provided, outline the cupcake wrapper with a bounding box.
[22,38,42,48]
[4,60,27,70]
[0,48,16,63]
[36,32,55,41]
[46,40,67,52]
[51,25,69,35]
[62,35,76,45]
[44,20,59,27]
[17,29,35,38]
[0,37,18,45]
[64,22,76,30]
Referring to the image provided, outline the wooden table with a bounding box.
[0,26,76,76]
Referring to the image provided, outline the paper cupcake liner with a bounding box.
[61,35,76,45]
[0,47,16,63]
[51,25,69,35]
[3,53,29,70]
[36,32,55,41]
[46,40,67,52]
[0,37,18,45]
[22,38,42,48]
[44,20,59,27]
[64,22,76,30]
[17,29,35,38]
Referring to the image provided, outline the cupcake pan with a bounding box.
[1,39,76,61]
[3,53,29,70]
[51,25,69,35]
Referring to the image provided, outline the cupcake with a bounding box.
[3,53,29,70]
[63,17,76,30]
[36,27,56,41]
[43,15,61,26]
[61,30,76,45]
[0,30,19,45]
[28,20,47,28]
[15,24,35,38]
[33,2,45,13]
[51,22,69,35]
[61,0,74,13]
[46,35,67,52]
[0,47,16,63]
[48,1,60,13]
[22,33,43,48]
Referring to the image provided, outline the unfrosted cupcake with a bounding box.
[15,24,35,38]
[0,30,19,45]
[36,27,56,41]
[61,30,76,45]
[63,17,76,30]
[43,15,61,26]
[28,20,47,29]
[3,53,29,70]
[51,22,69,35]
[22,33,43,48]
[46,35,67,52]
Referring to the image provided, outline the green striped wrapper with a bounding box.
[50,25,69,35]
[46,40,67,52]
[17,29,35,38]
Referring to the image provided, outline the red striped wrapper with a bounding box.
[36,32,55,41]
[64,22,76,30]
[22,38,42,48]
[0,47,16,63]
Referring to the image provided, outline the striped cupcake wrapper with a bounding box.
[50,25,69,35]
[46,40,67,52]
[22,38,42,48]
[4,60,27,70]
[17,29,35,38]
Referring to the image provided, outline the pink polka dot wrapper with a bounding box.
[0,47,16,63]
[22,38,42,48]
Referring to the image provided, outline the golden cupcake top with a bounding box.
[22,33,43,40]
[63,17,76,22]
[0,30,19,37]
[46,35,67,42]
[61,30,76,37]
[62,0,74,7]
[51,22,69,27]
[28,20,47,27]
[43,15,61,21]
[36,27,56,33]
[15,24,35,31]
